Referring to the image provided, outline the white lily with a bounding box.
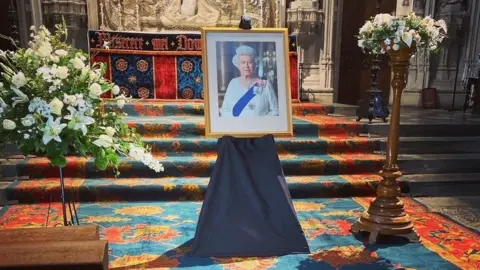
[64,106,95,135]
[42,117,67,144]
[401,31,413,47]
[11,88,29,108]
[11,72,27,88]
[89,83,103,99]
[105,126,116,137]
[93,134,113,148]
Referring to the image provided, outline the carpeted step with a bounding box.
[12,154,385,179]
[103,102,335,117]
[126,115,367,138]
[5,174,408,203]
[0,198,476,270]
[144,137,379,155]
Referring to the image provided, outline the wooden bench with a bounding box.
[0,225,108,270]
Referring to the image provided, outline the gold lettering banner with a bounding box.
[88,30,297,53]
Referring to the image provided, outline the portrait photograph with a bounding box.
[201,28,292,137]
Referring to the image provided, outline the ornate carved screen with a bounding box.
[89,0,280,32]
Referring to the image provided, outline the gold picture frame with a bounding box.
[201,27,293,138]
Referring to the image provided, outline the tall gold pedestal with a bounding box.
[351,47,421,244]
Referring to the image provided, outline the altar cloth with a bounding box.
[190,135,310,257]
[88,30,299,100]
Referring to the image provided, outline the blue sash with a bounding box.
[232,85,257,117]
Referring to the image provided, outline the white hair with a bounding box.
[232,45,256,69]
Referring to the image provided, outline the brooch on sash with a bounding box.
[254,86,262,95]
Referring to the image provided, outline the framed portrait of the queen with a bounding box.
[201,27,293,138]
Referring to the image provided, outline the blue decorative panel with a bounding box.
[111,54,154,99]
[177,56,203,99]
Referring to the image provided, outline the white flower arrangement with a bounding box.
[0,22,163,174]
[357,12,448,54]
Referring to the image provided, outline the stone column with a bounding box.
[317,0,335,104]
[42,0,88,50]
[86,0,99,29]
[296,0,335,104]
[462,1,480,80]
[15,0,30,48]
[299,36,322,101]
[278,0,286,27]
[287,0,324,101]
[428,1,470,108]
[30,0,44,28]
[332,0,343,102]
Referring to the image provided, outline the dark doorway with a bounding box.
[0,0,21,51]
[337,0,396,105]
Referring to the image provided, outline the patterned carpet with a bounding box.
[1,102,479,269]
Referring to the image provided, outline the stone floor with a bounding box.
[326,101,480,122]
[415,196,480,232]
[391,108,480,124]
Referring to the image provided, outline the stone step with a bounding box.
[402,173,480,197]
[379,136,480,154]
[368,123,480,137]
[398,153,480,175]
[0,181,14,206]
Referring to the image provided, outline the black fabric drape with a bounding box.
[190,135,310,257]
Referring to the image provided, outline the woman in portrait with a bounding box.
[219,45,279,117]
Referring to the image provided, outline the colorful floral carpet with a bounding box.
[1,198,479,269]
[1,102,479,269]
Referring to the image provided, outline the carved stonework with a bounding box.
[42,0,87,30]
[413,0,425,15]
[430,1,465,84]
[401,0,479,108]
[95,0,278,32]
[42,0,88,50]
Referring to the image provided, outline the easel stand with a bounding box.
[46,167,80,227]
[190,135,310,257]
[191,18,309,256]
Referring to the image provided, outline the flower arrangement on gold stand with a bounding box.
[357,12,447,55]
[0,22,164,226]
[351,13,447,244]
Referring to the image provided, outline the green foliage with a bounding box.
[0,23,163,174]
